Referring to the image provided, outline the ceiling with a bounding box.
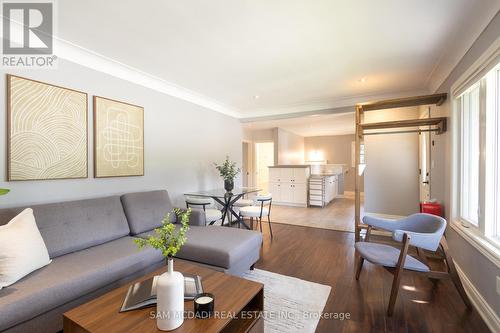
[57,1,500,119]
[243,112,355,137]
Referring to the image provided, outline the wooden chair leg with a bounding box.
[387,233,411,316]
[259,217,263,232]
[355,256,364,280]
[387,269,402,316]
[440,237,472,309]
[416,247,437,284]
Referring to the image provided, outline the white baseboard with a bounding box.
[455,263,500,333]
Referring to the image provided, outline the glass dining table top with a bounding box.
[185,187,261,199]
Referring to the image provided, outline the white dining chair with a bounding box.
[185,196,223,226]
[232,198,254,207]
[239,193,273,238]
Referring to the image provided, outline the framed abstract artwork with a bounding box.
[93,96,144,178]
[7,75,88,181]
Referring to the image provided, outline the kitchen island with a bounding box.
[268,165,310,207]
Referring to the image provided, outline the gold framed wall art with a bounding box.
[93,96,144,178]
[7,74,88,181]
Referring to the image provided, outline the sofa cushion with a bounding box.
[121,190,175,235]
[0,196,130,258]
[0,236,163,332]
[0,208,52,289]
[137,225,262,270]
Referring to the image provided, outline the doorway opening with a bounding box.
[242,117,359,233]
[419,107,432,202]
[242,141,252,187]
[254,142,275,193]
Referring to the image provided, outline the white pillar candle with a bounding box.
[195,296,213,305]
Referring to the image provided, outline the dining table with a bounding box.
[184,187,261,229]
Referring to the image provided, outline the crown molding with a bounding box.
[52,38,430,121]
[53,38,241,118]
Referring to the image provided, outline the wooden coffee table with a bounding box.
[63,260,264,333]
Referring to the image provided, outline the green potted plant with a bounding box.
[214,156,240,192]
[134,208,191,331]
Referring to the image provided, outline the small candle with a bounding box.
[195,296,213,305]
[194,293,215,319]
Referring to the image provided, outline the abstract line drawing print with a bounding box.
[8,75,88,181]
[102,107,142,169]
[94,96,144,177]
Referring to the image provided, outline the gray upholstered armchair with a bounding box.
[355,213,471,316]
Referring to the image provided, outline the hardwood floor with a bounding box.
[269,192,363,232]
[253,222,489,333]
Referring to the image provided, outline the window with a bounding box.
[359,143,366,164]
[486,64,500,241]
[457,62,500,244]
[351,142,365,167]
[459,83,480,226]
[351,142,366,176]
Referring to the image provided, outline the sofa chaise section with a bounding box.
[122,190,263,276]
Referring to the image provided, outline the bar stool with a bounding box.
[185,196,222,226]
[239,193,273,238]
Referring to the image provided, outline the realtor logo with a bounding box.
[1,0,56,68]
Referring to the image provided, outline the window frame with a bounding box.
[485,65,500,241]
[457,82,482,229]
[451,38,500,259]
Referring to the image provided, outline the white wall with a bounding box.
[0,59,242,208]
[276,128,304,165]
[242,127,305,166]
[363,107,420,216]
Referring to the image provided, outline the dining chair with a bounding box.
[355,213,471,316]
[233,198,254,207]
[239,193,273,238]
[185,196,222,226]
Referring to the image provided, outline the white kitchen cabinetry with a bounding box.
[268,166,309,207]
[325,176,338,203]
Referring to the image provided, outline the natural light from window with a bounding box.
[458,62,500,246]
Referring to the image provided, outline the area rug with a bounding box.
[241,269,331,333]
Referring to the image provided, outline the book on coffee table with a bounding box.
[120,273,203,312]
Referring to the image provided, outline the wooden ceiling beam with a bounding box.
[361,117,447,133]
[357,93,447,112]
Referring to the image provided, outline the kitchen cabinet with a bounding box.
[325,176,338,203]
[268,166,310,207]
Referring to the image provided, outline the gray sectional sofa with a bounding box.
[0,190,262,333]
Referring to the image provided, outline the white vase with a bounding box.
[156,258,184,331]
